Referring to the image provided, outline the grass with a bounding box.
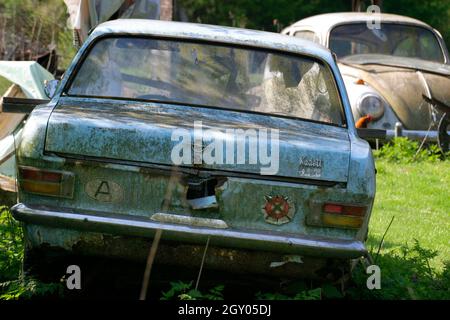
[367,160,450,270]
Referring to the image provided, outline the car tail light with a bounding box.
[323,203,366,216]
[321,203,367,229]
[307,201,368,229]
[18,166,75,198]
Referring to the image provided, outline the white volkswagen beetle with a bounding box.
[283,12,450,149]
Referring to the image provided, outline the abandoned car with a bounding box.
[11,20,375,280]
[283,13,450,149]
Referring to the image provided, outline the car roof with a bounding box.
[287,12,431,32]
[90,19,334,63]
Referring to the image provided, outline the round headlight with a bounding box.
[357,95,384,120]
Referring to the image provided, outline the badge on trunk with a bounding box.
[85,179,123,203]
[262,195,295,225]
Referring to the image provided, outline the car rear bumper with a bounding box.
[12,203,367,260]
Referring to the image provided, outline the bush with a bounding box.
[0,206,65,300]
[161,281,224,300]
[374,138,448,163]
[0,206,23,283]
[349,240,450,300]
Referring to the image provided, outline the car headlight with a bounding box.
[357,94,384,120]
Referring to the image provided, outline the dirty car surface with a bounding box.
[12,20,375,280]
[283,13,450,147]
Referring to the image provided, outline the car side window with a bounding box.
[294,30,320,44]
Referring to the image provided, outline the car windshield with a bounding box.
[67,37,345,126]
[330,23,445,63]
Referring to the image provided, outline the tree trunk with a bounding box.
[160,0,173,21]
[352,0,383,12]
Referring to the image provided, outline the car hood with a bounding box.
[339,55,450,129]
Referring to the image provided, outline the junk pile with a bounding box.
[0,61,53,205]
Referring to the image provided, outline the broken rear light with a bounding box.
[18,166,75,198]
[321,203,367,229]
[307,201,368,229]
[323,203,366,216]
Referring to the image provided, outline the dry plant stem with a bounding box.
[139,168,180,300]
[195,236,211,291]
[374,216,395,264]
[139,229,163,300]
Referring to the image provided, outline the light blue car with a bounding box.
[11,19,376,281]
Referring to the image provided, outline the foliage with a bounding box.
[0,0,77,70]
[0,206,64,300]
[349,240,450,300]
[161,281,224,300]
[374,138,448,163]
[0,206,23,283]
[178,0,348,31]
[0,277,64,300]
[178,0,450,48]
[255,287,323,300]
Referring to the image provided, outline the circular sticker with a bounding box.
[262,195,295,225]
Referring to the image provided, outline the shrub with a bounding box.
[374,138,448,163]
[349,240,450,300]
[161,281,224,300]
[0,206,23,283]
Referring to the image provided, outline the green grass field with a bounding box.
[367,161,450,270]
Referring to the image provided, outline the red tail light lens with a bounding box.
[323,203,366,217]
[319,203,367,229]
[18,166,74,198]
[21,168,62,183]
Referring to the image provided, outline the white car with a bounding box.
[283,12,450,149]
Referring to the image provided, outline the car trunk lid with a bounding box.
[44,97,350,183]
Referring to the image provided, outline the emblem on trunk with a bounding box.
[85,179,123,203]
[298,157,323,178]
[262,195,295,225]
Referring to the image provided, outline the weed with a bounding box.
[161,281,224,300]
[374,138,449,163]
[255,287,323,300]
[0,276,64,300]
[0,206,23,282]
[349,240,450,300]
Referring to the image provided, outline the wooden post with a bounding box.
[352,0,363,12]
[352,0,383,12]
[160,0,173,21]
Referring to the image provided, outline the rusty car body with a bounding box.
[282,13,450,149]
[11,20,375,280]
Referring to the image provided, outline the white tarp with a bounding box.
[64,0,161,44]
[0,61,54,99]
[0,61,53,179]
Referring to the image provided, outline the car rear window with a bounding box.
[67,37,345,126]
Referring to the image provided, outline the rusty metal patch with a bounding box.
[85,179,123,203]
[262,195,295,225]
